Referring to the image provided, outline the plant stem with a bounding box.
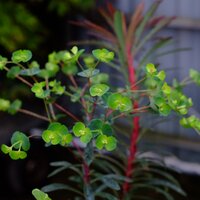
[54,103,80,122]
[4,66,33,87]
[72,141,92,199]
[43,100,52,122]
[122,44,140,198]
[68,74,90,121]
[68,75,78,88]
[19,108,50,122]
[45,78,56,121]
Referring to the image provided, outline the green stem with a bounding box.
[45,78,56,121]
[43,100,52,122]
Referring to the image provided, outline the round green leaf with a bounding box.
[95,135,107,150]
[45,62,59,74]
[11,49,32,63]
[42,130,60,145]
[11,131,30,151]
[42,123,71,146]
[60,134,73,146]
[73,122,86,137]
[1,144,12,154]
[0,98,10,111]
[180,117,190,128]
[31,82,50,99]
[119,96,132,112]
[8,99,22,115]
[157,70,166,81]
[49,80,65,95]
[92,49,114,63]
[48,122,69,135]
[89,119,103,130]
[9,150,27,160]
[83,56,95,68]
[107,93,132,112]
[159,104,171,116]
[71,46,78,54]
[107,93,122,110]
[6,66,21,79]
[189,69,200,85]
[80,128,92,144]
[62,63,78,75]
[162,82,171,95]
[105,136,117,151]
[89,84,109,97]
[146,63,157,75]
[102,124,113,136]
[0,55,7,70]
[91,73,109,84]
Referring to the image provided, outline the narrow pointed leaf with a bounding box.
[114,11,125,53]
[41,183,83,196]
[135,0,161,44]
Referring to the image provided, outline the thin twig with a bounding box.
[19,108,49,122]
[54,103,80,122]
[45,78,56,120]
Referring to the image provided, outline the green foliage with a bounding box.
[90,73,109,84]
[8,99,22,115]
[146,63,157,75]
[180,115,200,131]
[92,49,114,63]
[1,131,30,160]
[189,69,200,85]
[0,42,198,199]
[11,49,32,63]
[145,64,193,116]
[6,66,21,79]
[62,63,78,75]
[49,80,65,95]
[83,56,95,68]
[31,80,65,98]
[31,82,50,99]
[78,69,99,78]
[89,84,109,97]
[39,63,59,79]
[32,189,52,200]
[0,56,7,70]
[73,122,92,144]
[0,98,10,111]
[0,98,22,114]
[0,2,41,51]
[42,122,73,146]
[20,67,41,76]
[96,135,117,151]
[11,131,30,151]
[107,93,132,112]
[48,0,94,16]
[1,1,191,199]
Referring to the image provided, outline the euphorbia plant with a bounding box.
[1,46,200,199]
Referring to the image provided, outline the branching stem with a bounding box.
[19,108,50,122]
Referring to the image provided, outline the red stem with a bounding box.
[54,103,80,122]
[122,45,140,195]
[72,141,90,183]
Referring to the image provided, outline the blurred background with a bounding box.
[0,0,200,199]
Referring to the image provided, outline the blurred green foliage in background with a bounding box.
[0,0,94,52]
